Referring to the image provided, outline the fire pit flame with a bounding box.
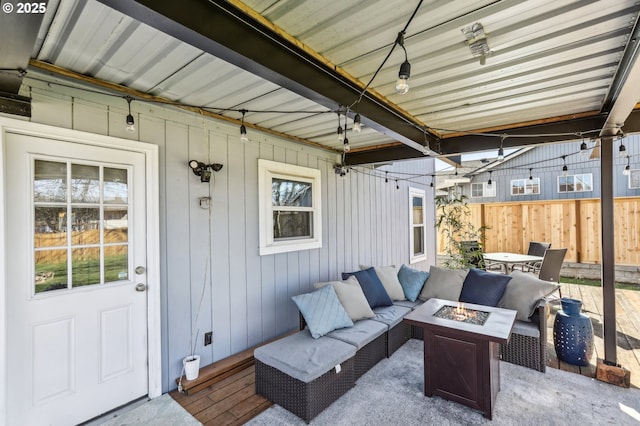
[454,302,467,320]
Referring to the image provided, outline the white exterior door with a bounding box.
[5,131,149,425]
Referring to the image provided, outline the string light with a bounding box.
[562,155,568,176]
[240,109,248,143]
[619,139,627,157]
[395,32,411,95]
[529,168,533,182]
[125,96,135,133]
[623,156,631,176]
[385,171,389,183]
[396,179,400,190]
[337,112,344,142]
[353,113,362,133]
[579,137,589,160]
[497,135,506,161]
[487,171,492,187]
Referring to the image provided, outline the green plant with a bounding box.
[435,194,489,269]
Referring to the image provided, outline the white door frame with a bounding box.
[0,117,162,425]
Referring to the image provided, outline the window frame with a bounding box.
[409,187,427,264]
[557,173,593,193]
[471,182,496,198]
[510,178,540,196]
[628,169,640,189]
[258,159,322,256]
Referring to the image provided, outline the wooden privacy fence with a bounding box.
[436,197,640,267]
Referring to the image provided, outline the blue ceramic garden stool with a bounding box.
[553,298,594,366]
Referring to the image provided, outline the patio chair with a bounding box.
[531,248,567,298]
[515,241,551,272]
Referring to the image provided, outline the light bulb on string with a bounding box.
[240,109,249,143]
[395,32,411,95]
[353,113,362,133]
[562,155,568,176]
[343,137,350,153]
[487,171,492,187]
[529,168,533,182]
[125,97,135,133]
[623,156,631,176]
[579,138,589,160]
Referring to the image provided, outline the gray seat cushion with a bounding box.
[393,300,423,310]
[371,305,411,328]
[327,319,387,349]
[254,330,356,383]
[511,319,540,338]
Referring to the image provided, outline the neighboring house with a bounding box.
[437,136,640,202]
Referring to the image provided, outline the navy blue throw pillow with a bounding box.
[459,268,511,307]
[342,267,393,309]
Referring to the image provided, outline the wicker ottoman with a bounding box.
[372,305,412,356]
[254,330,356,423]
[327,319,388,380]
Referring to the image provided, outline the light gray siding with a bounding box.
[466,136,640,203]
[19,72,436,393]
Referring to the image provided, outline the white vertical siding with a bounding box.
[20,73,436,393]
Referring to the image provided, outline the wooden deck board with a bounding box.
[172,285,639,425]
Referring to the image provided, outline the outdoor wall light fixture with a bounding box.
[125,96,135,133]
[188,160,223,183]
[395,31,411,94]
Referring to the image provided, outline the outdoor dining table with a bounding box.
[482,252,543,272]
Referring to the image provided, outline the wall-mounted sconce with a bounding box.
[188,160,223,182]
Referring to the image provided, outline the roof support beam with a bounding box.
[95,0,434,154]
[0,1,47,116]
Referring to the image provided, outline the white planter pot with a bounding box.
[183,355,200,380]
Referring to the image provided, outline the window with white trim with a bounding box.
[558,173,592,193]
[258,159,322,255]
[409,187,427,264]
[511,178,540,195]
[629,170,640,189]
[471,182,496,198]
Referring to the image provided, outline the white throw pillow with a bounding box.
[314,276,375,321]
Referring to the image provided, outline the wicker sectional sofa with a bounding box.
[254,265,557,423]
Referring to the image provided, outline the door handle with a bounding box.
[135,266,146,275]
[135,283,147,292]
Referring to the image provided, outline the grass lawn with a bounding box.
[561,276,640,291]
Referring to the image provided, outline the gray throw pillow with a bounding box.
[501,270,560,321]
[418,266,468,302]
[314,276,375,321]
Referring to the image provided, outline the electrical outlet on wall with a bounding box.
[204,331,213,346]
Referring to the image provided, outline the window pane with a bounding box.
[34,160,66,202]
[576,174,592,191]
[273,211,312,239]
[104,167,128,204]
[105,245,128,282]
[34,206,67,247]
[272,179,312,207]
[412,196,424,224]
[72,247,101,288]
[413,226,424,255]
[104,206,128,243]
[71,164,100,203]
[71,208,100,243]
[471,183,482,197]
[35,249,68,293]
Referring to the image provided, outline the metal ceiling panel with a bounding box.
[23,0,640,162]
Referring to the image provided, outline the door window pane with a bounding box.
[34,160,66,202]
[104,167,128,204]
[104,207,128,243]
[34,206,67,247]
[105,245,128,282]
[71,208,100,243]
[72,247,100,288]
[71,164,100,203]
[35,249,68,293]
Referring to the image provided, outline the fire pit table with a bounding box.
[403,298,516,419]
